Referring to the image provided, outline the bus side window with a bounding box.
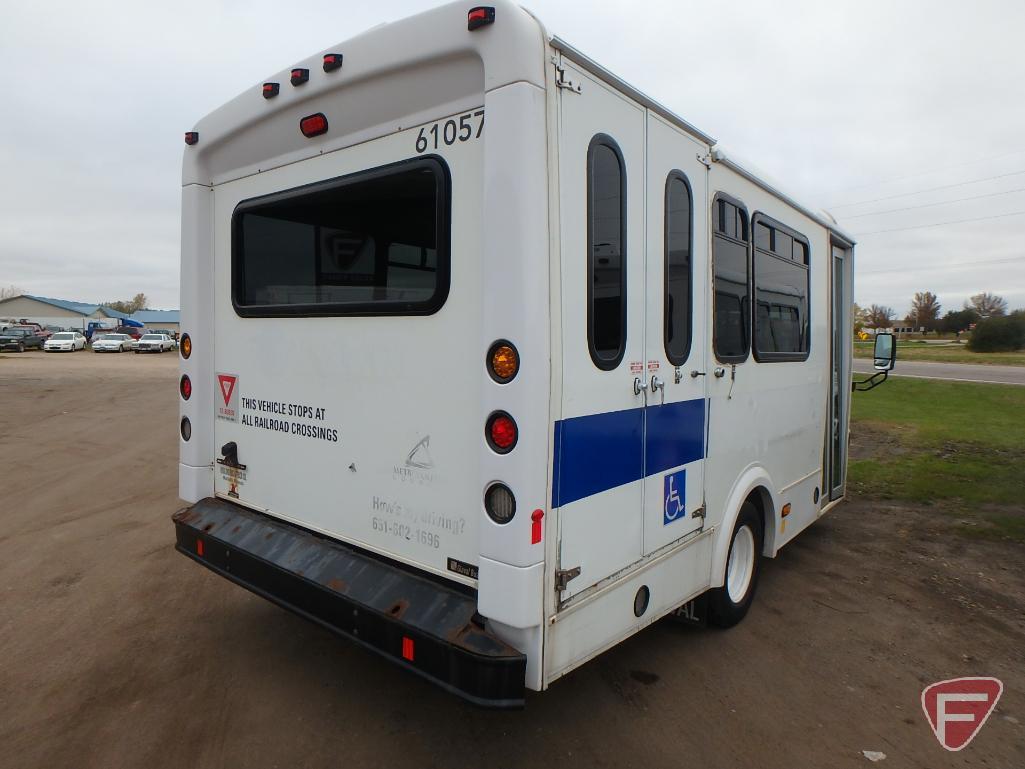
[664,172,693,365]
[712,195,750,363]
[587,135,627,370]
[752,214,810,361]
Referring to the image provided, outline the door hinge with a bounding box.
[555,65,582,94]
[692,504,706,520]
[697,152,712,169]
[555,566,581,592]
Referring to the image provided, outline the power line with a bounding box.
[842,186,1025,220]
[830,169,1025,209]
[852,209,1025,236]
[859,256,1021,275]
[817,147,1025,199]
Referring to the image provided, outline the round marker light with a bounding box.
[487,340,519,383]
[180,333,192,359]
[486,411,517,453]
[180,417,192,441]
[179,374,192,401]
[484,483,516,525]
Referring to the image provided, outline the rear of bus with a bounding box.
[173,2,553,706]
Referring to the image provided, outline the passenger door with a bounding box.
[554,61,646,601]
[641,115,708,555]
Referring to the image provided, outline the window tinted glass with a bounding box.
[753,215,810,359]
[665,174,692,364]
[234,158,449,316]
[588,138,626,369]
[713,198,749,361]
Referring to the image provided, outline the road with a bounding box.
[853,357,1025,385]
[1,350,1023,769]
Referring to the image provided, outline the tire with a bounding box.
[707,500,763,628]
[17,343,24,353]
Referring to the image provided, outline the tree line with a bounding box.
[855,292,1024,351]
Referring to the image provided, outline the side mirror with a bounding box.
[873,332,896,371]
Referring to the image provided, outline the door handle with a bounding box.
[650,375,665,405]
[690,370,706,378]
[713,367,726,378]
[633,376,648,396]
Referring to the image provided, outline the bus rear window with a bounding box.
[232,157,450,316]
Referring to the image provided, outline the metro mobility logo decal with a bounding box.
[921,677,1003,751]
[216,373,239,422]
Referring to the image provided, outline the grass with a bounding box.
[853,341,1025,366]
[849,377,1025,542]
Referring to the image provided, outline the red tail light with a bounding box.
[179,374,192,400]
[300,113,328,138]
[468,6,495,30]
[486,412,517,453]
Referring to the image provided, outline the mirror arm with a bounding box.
[852,371,889,392]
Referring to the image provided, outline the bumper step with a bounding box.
[172,497,526,707]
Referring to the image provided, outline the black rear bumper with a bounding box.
[172,497,526,707]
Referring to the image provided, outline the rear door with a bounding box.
[554,61,646,600]
[210,115,484,584]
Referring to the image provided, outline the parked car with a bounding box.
[114,326,144,340]
[135,333,174,353]
[44,332,86,352]
[91,333,133,353]
[0,328,45,352]
[9,323,52,340]
[148,329,179,346]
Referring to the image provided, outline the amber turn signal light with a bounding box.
[487,340,519,383]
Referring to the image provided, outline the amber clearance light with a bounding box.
[487,340,519,383]
[179,333,192,359]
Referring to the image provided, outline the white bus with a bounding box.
[173,1,895,707]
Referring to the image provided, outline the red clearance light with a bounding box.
[467,6,495,30]
[401,636,415,661]
[179,374,192,400]
[486,411,517,453]
[184,132,199,146]
[531,509,544,545]
[322,53,343,72]
[290,68,309,86]
[300,113,328,138]
[196,538,204,557]
[262,82,279,99]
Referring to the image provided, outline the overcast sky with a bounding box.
[2,0,1023,316]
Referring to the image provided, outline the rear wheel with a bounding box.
[17,342,24,353]
[707,501,763,628]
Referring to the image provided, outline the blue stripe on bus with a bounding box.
[552,397,706,508]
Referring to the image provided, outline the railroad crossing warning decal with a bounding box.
[216,373,239,422]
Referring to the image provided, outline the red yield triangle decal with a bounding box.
[921,676,1002,751]
[217,374,237,406]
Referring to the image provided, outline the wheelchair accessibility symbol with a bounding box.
[663,469,686,525]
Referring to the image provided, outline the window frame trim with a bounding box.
[711,191,751,365]
[751,211,812,363]
[231,154,452,318]
[586,133,628,371]
[663,170,694,366]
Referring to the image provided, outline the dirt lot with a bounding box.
[1,350,1023,769]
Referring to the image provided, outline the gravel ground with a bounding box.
[1,349,1023,769]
